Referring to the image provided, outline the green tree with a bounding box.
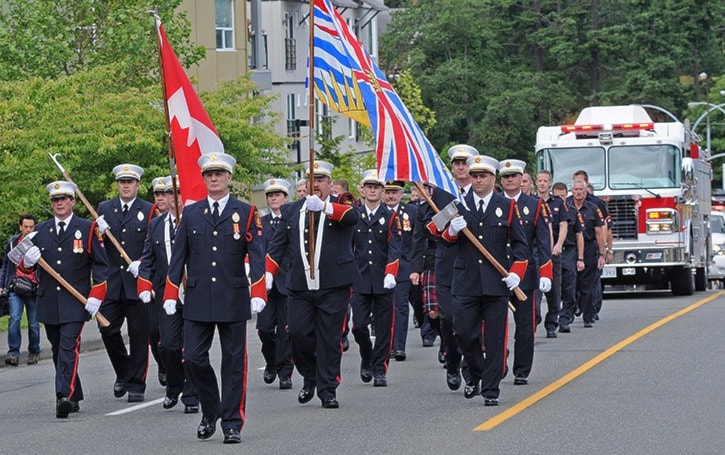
[0,0,204,86]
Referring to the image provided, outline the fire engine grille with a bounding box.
[605,198,638,240]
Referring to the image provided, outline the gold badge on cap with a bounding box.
[505,161,511,167]
[123,165,130,171]
[210,154,218,162]
[495,207,503,218]
[523,206,530,216]
[54,183,61,189]
[474,157,482,163]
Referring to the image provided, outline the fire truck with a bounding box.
[535,105,712,295]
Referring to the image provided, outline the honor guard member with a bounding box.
[95,164,155,402]
[383,180,417,362]
[137,176,199,414]
[258,178,294,389]
[414,144,479,391]
[562,179,606,330]
[265,160,360,409]
[19,181,109,417]
[163,153,267,444]
[498,159,552,385]
[441,155,529,406]
[148,175,168,386]
[536,171,569,338]
[351,170,402,387]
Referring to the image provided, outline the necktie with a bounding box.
[212,202,220,222]
[122,203,129,218]
[57,221,65,238]
[478,199,484,216]
[459,187,465,195]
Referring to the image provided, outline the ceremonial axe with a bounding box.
[427,198,527,302]
[8,232,110,327]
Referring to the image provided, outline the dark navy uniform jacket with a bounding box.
[30,215,109,324]
[352,204,402,295]
[97,198,154,300]
[393,202,417,282]
[512,193,552,290]
[266,194,360,291]
[415,187,459,286]
[163,197,266,322]
[442,191,529,297]
[137,213,176,303]
[262,212,288,296]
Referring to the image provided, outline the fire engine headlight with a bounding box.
[646,209,677,234]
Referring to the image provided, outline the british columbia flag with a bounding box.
[311,0,458,197]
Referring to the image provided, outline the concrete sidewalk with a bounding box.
[0,316,123,369]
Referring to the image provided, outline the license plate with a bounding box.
[601,267,617,278]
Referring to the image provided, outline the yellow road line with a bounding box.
[475,290,725,431]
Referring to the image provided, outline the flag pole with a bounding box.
[152,10,182,225]
[307,0,316,280]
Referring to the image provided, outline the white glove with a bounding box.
[139,290,152,303]
[96,215,110,236]
[306,195,325,212]
[86,297,102,316]
[265,272,274,291]
[539,277,552,293]
[502,273,521,290]
[448,216,467,236]
[251,297,266,314]
[163,299,177,315]
[23,246,41,268]
[383,273,396,289]
[127,260,141,278]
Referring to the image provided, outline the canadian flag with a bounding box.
[156,18,223,204]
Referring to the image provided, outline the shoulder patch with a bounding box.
[337,191,356,206]
[254,210,263,229]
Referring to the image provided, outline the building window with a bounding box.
[287,94,302,163]
[284,13,296,70]
[215,0,234,50]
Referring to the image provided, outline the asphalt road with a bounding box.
[1,289,724,454]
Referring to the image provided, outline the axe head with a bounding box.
[432,200,460,231]
[7,232,37,266]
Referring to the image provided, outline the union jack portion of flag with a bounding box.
[311,0,458,197]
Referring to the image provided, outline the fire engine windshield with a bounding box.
[536,147,605,190]
[609,145,680,189]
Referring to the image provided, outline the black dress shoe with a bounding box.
[559,325,571,333]
[373,375,387,387]
[279,377,293,390]
[127,392,145,403]
[360,365,373,383]
[422,339,434,347]
[446,368,462,391]
[584,322,593,328]
[514,376,528,385]
[464,382,480,399]
[546,330,557,338]
[393,350,407,361]
[321,397,339,409]
[113,381,127,398]
[158,372,167,387]
[263,369,276,384]
[162,395,179,409]
[184,404,200,414]
[56,397,73,418]
[484,397,499,406]
[197,414,219,440]
[298,385,315,404]
[223,428,241,444]
[71,401,80,413]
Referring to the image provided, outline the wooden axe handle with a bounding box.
[413,182,526,305]
[37,258,110,327]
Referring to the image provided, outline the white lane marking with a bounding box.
[105,397,164,416]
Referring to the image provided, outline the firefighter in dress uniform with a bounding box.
[498,159,552,385]
[441,155,529,406]
[384,180,417,362]
[162,153,266,444]
[137,176,199,414]
[148,176,168,386]
[265,160,360,409]
[19,181,109,417]
[258,178,294,390]
[351,170,402,387]
[95,164,156,402]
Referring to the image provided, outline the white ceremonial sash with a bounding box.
[298,201,325,290]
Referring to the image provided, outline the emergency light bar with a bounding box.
[560,122,654,133]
